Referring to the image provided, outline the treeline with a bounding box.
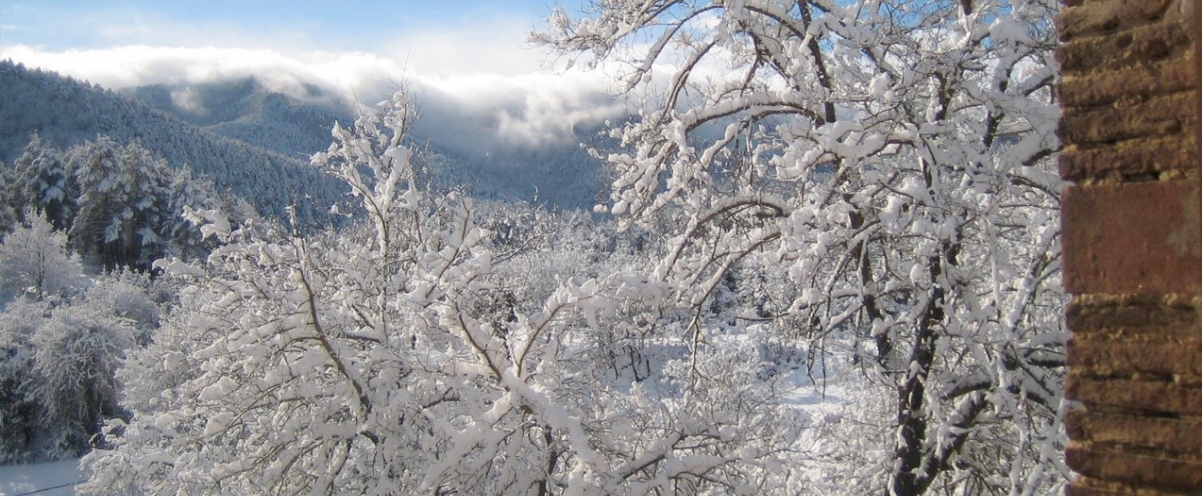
[2,134,255,271]
[0,60,344,227]
[0,133,260,462]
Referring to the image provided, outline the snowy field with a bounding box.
[0,458,81,496]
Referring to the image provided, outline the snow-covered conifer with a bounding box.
[7,133,75,230]
[68,138,173,270]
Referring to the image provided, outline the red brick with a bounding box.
[1058,0,1175,41]
[1065,483,1116,496]
[1068,336,1202,376]
[1066,376,1202,415]
[1059,57,1195,109]
[1065,410,1202,454]
[1067,481,1197,496]
[1067,448,1202,493]
[1062,180,1202,294]
[1066,294,1199,334]
[1059,134,1196,181]
[1058,21,1190,73]
[1060,92,1196,146]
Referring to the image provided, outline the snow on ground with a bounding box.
[0,458,82,496]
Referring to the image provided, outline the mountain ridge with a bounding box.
[0,60,343,228]
[1,60,613,216]
[121,77,353,158]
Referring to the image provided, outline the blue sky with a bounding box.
[1,1,577,53]
[0,0,590,80]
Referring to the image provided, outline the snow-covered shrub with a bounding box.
[0,210,83,301]
[81,269,166,344]
[30,302,135,459]
[0,298,48,463]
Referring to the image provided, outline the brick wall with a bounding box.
[1057,0,1202,494]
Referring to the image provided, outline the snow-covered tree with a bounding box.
[0,210,83,301]
[67,137,174,270]
[81,269,168,344]
[6,133,73,230]
[4,134,234,271]
[159,167,250,263]
[0,298,47,463]
[537,0,1066,493]
[83,91,805,495]
[0,160,16,234]
[83,91,511,494]
[30,301,135,459]
[0,212,170,461]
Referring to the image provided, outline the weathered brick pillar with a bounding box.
[1058,0,1202,494]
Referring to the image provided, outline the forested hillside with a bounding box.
[0,61,342,227]
[122,78,352,157]
[422,134,610,211]
[122,76,613,211]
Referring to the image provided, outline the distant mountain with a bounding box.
[122,77,352,159]
[123,77,615,212]
[0,61,344,228]
[0,60,614,217]
[418,133,612,212]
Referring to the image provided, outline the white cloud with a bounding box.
[410,70,623,153]
[0,39,622,150]
[1,45,380,97]
[169,87,205,115]
[383,16,555,78]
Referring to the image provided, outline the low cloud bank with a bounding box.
[1,44,624,152]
